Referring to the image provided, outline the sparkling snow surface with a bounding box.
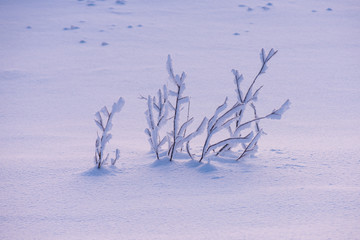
[0,0,359,239]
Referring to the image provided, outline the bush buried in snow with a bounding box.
[94,97,125,168]
[144,49,290,162]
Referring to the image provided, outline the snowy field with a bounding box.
[1,0,359,239]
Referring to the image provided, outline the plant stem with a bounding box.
[169,85,181,161]
[199,134,211,162]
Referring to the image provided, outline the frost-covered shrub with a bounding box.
[187,98,253,162]
[144,49,290,162]
[94,97,125,168]
[188,48,290,162]
[166,55,207,161]
[144,85,169,160]
[144,56,206,161]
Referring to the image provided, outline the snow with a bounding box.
[1,0,360,239]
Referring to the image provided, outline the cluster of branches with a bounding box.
[144,49,290,162]
[144,85,169,160]
[165,56,207,161]
[94,97,125,168]
[143,55,206,161]
[205,48,290,161]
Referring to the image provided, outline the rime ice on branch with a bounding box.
[216,48,290,161]
[166,55,207,161]
[187,49,290,162]
[144,85,169,160]
[145,49,290,162]
[94,97,125,168]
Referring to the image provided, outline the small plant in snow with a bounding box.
[187,48,290,162]
[144,85,169,160]
[187,98,253,162]
[144,49,290,162]
[166,55,207,161]
[94,97,125,168]
[213,48,290,161]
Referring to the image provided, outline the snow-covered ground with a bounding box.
[1,0,359,239]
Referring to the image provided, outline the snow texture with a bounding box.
[0,0,359,239]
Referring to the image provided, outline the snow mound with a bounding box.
[81,166,120,176]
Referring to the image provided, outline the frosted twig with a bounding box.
[94,97,124,168]
[144,85,169,160]
[166,55,205,161]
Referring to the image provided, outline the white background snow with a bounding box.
[0,0,359,239]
